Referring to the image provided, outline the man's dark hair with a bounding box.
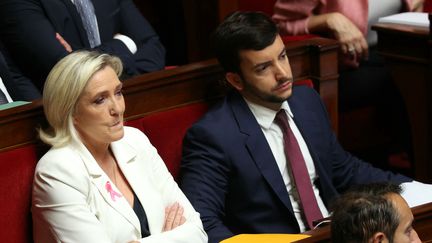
[331,183,402,243]
[211,11,279,74]
[346,182,402,196]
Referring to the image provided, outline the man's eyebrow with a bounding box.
[252,47,287,70]
[405,218,415,232]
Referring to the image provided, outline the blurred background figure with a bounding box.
[0,40,40,103]
[0,0,166,91]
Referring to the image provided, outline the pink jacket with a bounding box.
[273,0,413,36]
[272,0,413,68]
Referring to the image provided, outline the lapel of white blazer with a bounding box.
[111,136,164,234]
[72,139,142,234]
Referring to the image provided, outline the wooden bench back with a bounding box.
[0,37,339,153]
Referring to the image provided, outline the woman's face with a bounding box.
[73,66,125,147]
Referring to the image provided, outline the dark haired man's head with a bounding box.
[331,191,398,243]
[212,11,279,74]
[346,182,402,197]
[211,11,293,111]
[331,183,420,243]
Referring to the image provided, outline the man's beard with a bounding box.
[242,76,293,104]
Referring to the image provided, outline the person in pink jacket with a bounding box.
[273,0,424,168]
[272,0,423,69]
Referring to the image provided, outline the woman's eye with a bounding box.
[94,97,105,104]
[406,227,413,236]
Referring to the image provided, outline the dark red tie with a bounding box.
[274,109,323,229]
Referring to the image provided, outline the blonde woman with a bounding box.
[32,51,207,243]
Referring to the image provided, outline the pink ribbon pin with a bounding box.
[105,181,122,201]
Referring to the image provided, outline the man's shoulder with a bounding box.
[186,93,244,138]
[291,85,320,99]
[289,85,323,108]
[192,98,233,127]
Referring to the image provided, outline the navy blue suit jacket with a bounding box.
[0,44,41,101]
[180,86,411,243]
[0,0,165,89]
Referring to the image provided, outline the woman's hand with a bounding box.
[326,12,368,60]
[411,0,424,12]
[163,202,186,232]
[127,202,186,241]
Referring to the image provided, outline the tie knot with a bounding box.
[274,109,289,132]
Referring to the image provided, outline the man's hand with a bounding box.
[56,33,72,53]
[163,202,186,232]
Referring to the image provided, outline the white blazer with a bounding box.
[32,126,207,243]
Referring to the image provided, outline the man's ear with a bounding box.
[370,232,387,243]
[225,72,244,91]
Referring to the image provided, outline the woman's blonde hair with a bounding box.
[39,51,123,147]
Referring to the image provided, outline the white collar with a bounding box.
[243,97,293,130]
[0,76,13,103]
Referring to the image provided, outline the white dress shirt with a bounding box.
[245,98,329,232]
[0,76,13,103]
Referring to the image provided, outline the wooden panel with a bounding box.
[182,0,219,62]
[218,0,238,21]
[0,60,225,152]
[0,37,338,153]
[372,22,432,182]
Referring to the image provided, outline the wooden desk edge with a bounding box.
[372,23,429,37]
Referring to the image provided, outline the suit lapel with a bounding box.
[73,139,141,233]
[52,0,91,47]
[288,94,337,205]
[229,92,294,213]
[0,51,12,88]
[111,140,164,234]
